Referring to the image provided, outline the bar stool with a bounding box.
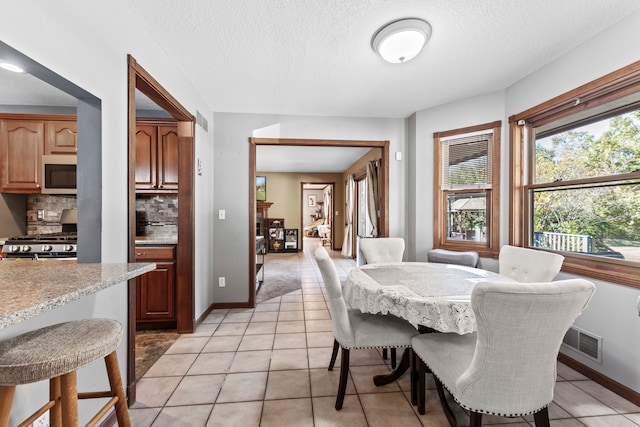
[0,319,131,427]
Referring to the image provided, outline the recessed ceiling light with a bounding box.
[0,62,24,73]
[371,18,432,64]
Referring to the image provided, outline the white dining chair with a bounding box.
[412,279,595,426]
[314,246,418,410]
[499,245,564,282]
[358,237,405,265]
[355,237,405,367]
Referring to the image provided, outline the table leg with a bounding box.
[373,348,410,386]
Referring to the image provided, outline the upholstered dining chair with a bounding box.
[412,279,596,426]
[314,246,419,410]
[358,237,405,265]
[355,237,405,367]
[499,245,565,282]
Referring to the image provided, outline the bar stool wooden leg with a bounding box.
[60,371,79,427]
[104,351,131,427]
[0,385,16,427]
[50,376,62,427]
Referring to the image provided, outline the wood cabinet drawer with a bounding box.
[135,246,175,261]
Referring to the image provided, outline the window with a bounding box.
[433,121,501,256]
[510,61,640,287]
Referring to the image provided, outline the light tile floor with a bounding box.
[131,239,640,426]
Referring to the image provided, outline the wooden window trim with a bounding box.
[433,120,501,258]
[509,60,640,288]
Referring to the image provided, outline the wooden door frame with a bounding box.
[249,137,389,307]
[127,55,196,403]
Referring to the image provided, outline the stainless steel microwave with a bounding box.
[42,155,77,194]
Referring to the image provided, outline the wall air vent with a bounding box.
[196,110,209,132]
[562,326,602,364]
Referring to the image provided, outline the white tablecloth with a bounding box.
[343,262,511,334]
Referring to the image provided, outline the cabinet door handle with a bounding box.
[137,252,146,256]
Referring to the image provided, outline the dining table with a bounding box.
[343,261,513,385]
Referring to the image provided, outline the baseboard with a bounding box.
[558,353,640,406]
[211,301,253,309]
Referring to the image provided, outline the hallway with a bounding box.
[129,239,640,426]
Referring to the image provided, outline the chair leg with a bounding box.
[469,411,482,427]
[60,371,79,427]
[533,407,551,427]
[434,376,458,427]
[328,339,339,371]
[105,351,131,427]
[382,348,388,360]
[409,349,417,406]
[0,385,16,427]
[416,355,426,414]
[335,347,350,410]
[50,377,62,427]
[391,348,397,369]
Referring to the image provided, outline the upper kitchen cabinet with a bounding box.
[0,119,44,193]
[136,122,178,193]
[0,115,77,193]
[46,121,77,155]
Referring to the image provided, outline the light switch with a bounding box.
[219,209,226,220]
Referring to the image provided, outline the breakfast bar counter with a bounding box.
[0,261,156,330]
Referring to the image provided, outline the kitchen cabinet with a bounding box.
[135,245,176,329]
[0,116,77,193]
[135,123,179,193]
[46,121,77,154]
[0,120,44,193]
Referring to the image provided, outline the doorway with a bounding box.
[127,56,196,402]
[301,182,334,251]
[249,137,389,307]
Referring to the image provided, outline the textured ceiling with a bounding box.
[122,0,640,118]
[2,1,640,173]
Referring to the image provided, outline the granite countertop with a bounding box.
[135,236,178,245]
[0,261,156,330]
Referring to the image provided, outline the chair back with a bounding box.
[359,237,405,265]
[458,279,595,415]
[314,247,355,347]
[499,245,564,282]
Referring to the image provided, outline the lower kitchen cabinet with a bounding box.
[135,245,176,329]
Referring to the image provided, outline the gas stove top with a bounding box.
[2,233,77,259]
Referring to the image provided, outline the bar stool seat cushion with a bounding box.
[0,319,122,386]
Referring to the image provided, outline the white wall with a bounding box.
[213,113,406,303]
[0,2,215,424]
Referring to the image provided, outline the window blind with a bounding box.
[441,132,492,189]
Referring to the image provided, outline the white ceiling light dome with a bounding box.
[371,18,432,64]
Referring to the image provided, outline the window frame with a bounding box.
[509,60,640,288]
[433,120,502,257]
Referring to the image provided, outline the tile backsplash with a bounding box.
[26,195,77,235]
[136,195,178,239]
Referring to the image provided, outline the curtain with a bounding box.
[366,160,380,237]
[323,186,331,224]
[341,175,355,257]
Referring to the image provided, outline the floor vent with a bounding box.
[562,326,602,363]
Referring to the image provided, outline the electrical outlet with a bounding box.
[37,209,44,221]
[32,411,49,427]
[219,277,226,288]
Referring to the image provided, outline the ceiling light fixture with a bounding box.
[371,18,432,64]
[0,62,24,73]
